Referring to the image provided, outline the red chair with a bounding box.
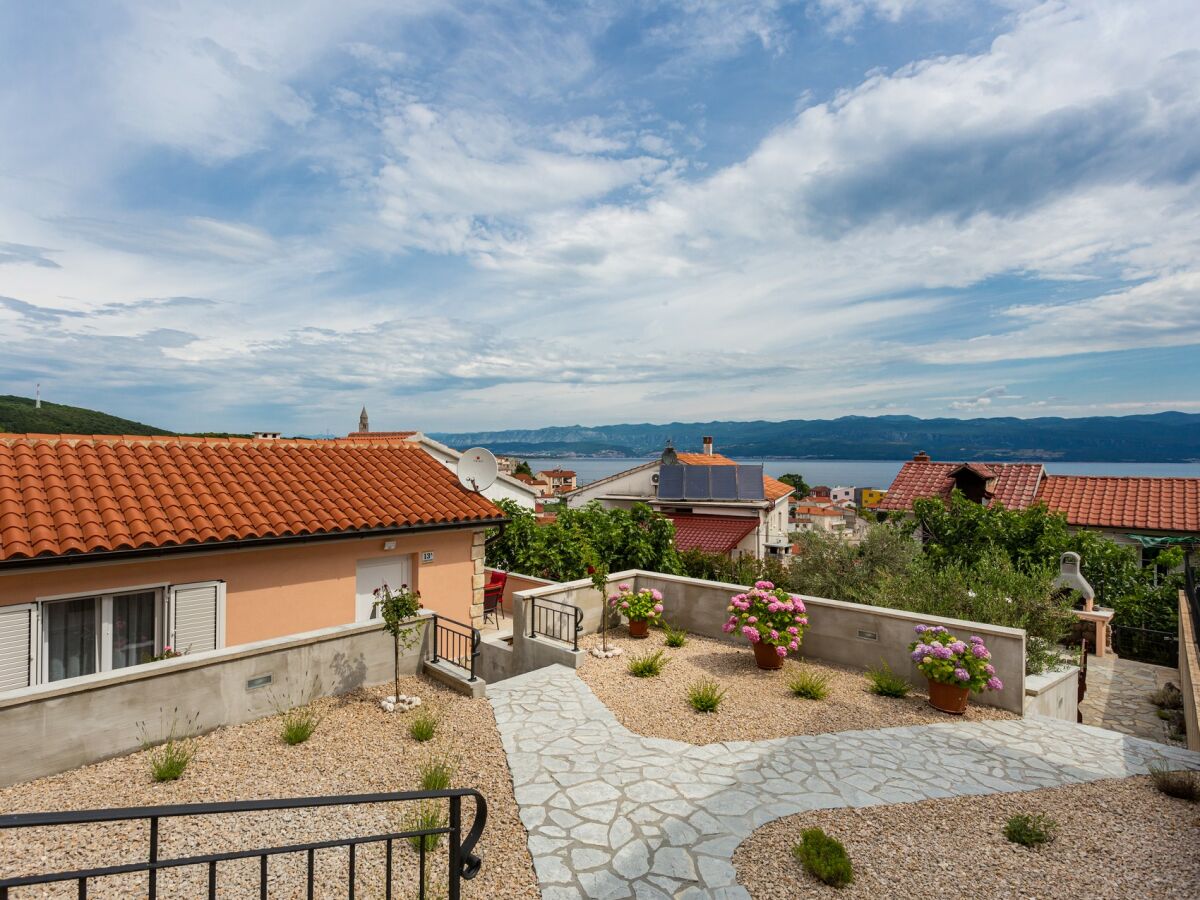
[483,571,507,626]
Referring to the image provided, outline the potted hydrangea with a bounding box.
[909,625,1004,714]
[722,581,809,670]
[608,583,664,639]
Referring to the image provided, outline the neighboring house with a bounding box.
[0,434,506,693]
[809,485,831,499]
[879,452,1200,559]
[791,503,847,534]
[829,486,855,507]
[345,409,538,509]
[563,438,795,558]
[536,469,577,494]
[855,487,887,509]
[496,456,518,475]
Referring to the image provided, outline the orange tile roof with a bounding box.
[877,461,1044,511]
[675,452,793,503]
[666,514,758,553]
[0,434,502,563]
[1036,475,1200,533]
[341,431,419,442]
[538,469,576,478]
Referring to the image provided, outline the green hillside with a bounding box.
[0,395,170,435]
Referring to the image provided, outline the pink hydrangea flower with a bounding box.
[769,630,779,640]
[618,583,631,591]
[789,640,798,651]
[653,603,664,613]
[747,616,757,624]
[787,626,798,635]
[775,645,787,657]
[755,581,774,590]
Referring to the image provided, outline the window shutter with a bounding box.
[0,604,34,692]
[169,583,223,654]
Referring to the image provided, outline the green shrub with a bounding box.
[866,662,911,698]
[663,623,688,648]
[789,669,830,701]
[409,711,437,742]
[280,706,320,745]
[793,827,854,888]
[627,649,668,678]
[687,679,726,713]
[1149,684,1183,710]
[417,756,454,791]
[1003,813,1057,847]
[1149,763,1200,801]
[406,801,446,852]
[147,739,194,782]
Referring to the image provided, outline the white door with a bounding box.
[355,557,412,622]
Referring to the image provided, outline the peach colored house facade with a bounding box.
[0,434,505,693]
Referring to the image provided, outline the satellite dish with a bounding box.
[457,447,498,492]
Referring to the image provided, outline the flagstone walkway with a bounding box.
[489,665,1200,900]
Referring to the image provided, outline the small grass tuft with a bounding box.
[1149,683,1183,709]
[789,669,831,701]
[280,706,321,745]
[406,801,446,852]
[793,827,854,888]
[1149,762,1200,801]
[627,648,668,678]
[418,756,454,791]
[687,678,726,713]
[663,623,688,648]
[1003,813,1057,847]
[147,739,194,782]
[409,711,438,742]
[866,662,911,698]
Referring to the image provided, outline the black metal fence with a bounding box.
[0,788,486,899]
[527,597,584,651]
[1112,624,1179,668]
[430,614,480,681]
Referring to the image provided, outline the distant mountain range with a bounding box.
[431,413,1200,463]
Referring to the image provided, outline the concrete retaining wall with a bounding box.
[1024,665,1080,721]
[1180,591,1200,752]
[524,570,1027,713]
[0,616,432,787]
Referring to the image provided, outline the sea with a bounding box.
[522,458,1200,489]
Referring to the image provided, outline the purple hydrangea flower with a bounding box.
[971,644,991,660]
[985,664,996,675]
[953,667,970,681]
[986,676,1004,691]
[949,641,967,654]
[934,646,953,660]
[915,625,928,634]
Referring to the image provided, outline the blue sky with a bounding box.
[1,0,1198,434]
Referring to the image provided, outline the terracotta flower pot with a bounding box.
[628,619,649,639]
[927,678,969,714]
[752,641,784,670]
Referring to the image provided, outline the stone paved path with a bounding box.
[1080,654,1183,745]
[489,665,1200,900]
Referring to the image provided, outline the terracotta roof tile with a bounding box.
[341,431,419,443]
[0,434,503,563]
[666,514,759,553]
[1036,475,1200,533]
[877,461,1045,511]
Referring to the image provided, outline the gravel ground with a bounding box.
[577,630,1016,745]
[733,775,1200,899]
[0,675,537,899]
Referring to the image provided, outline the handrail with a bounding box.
[527,596,584,652]
[429,614,481,681]
[0,788,487,899]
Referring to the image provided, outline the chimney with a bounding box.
[702,436,713,455]
[913,450,931,462]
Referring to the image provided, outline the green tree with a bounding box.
[372,583,422,703]
[485,499,681,581]
[513,459,533,478]
[778,473,810,496]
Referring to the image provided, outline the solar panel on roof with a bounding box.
[736,465,765,500]
[709,466,738,499]
[657,465,685,499]
[684,466,710,499]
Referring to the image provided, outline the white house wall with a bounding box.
[565,463,658,508]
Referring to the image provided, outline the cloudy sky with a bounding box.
[1,0,1198,434]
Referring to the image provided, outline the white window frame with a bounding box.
[35,582,169,686]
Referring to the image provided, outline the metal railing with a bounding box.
[430,614,480,681]
[0,788,486,900]
[526,596,584,652]
[1112,624,1180,668]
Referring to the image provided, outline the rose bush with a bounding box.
[608,583,665,624]
[908,624,1003,693]
[722,580,809,659]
